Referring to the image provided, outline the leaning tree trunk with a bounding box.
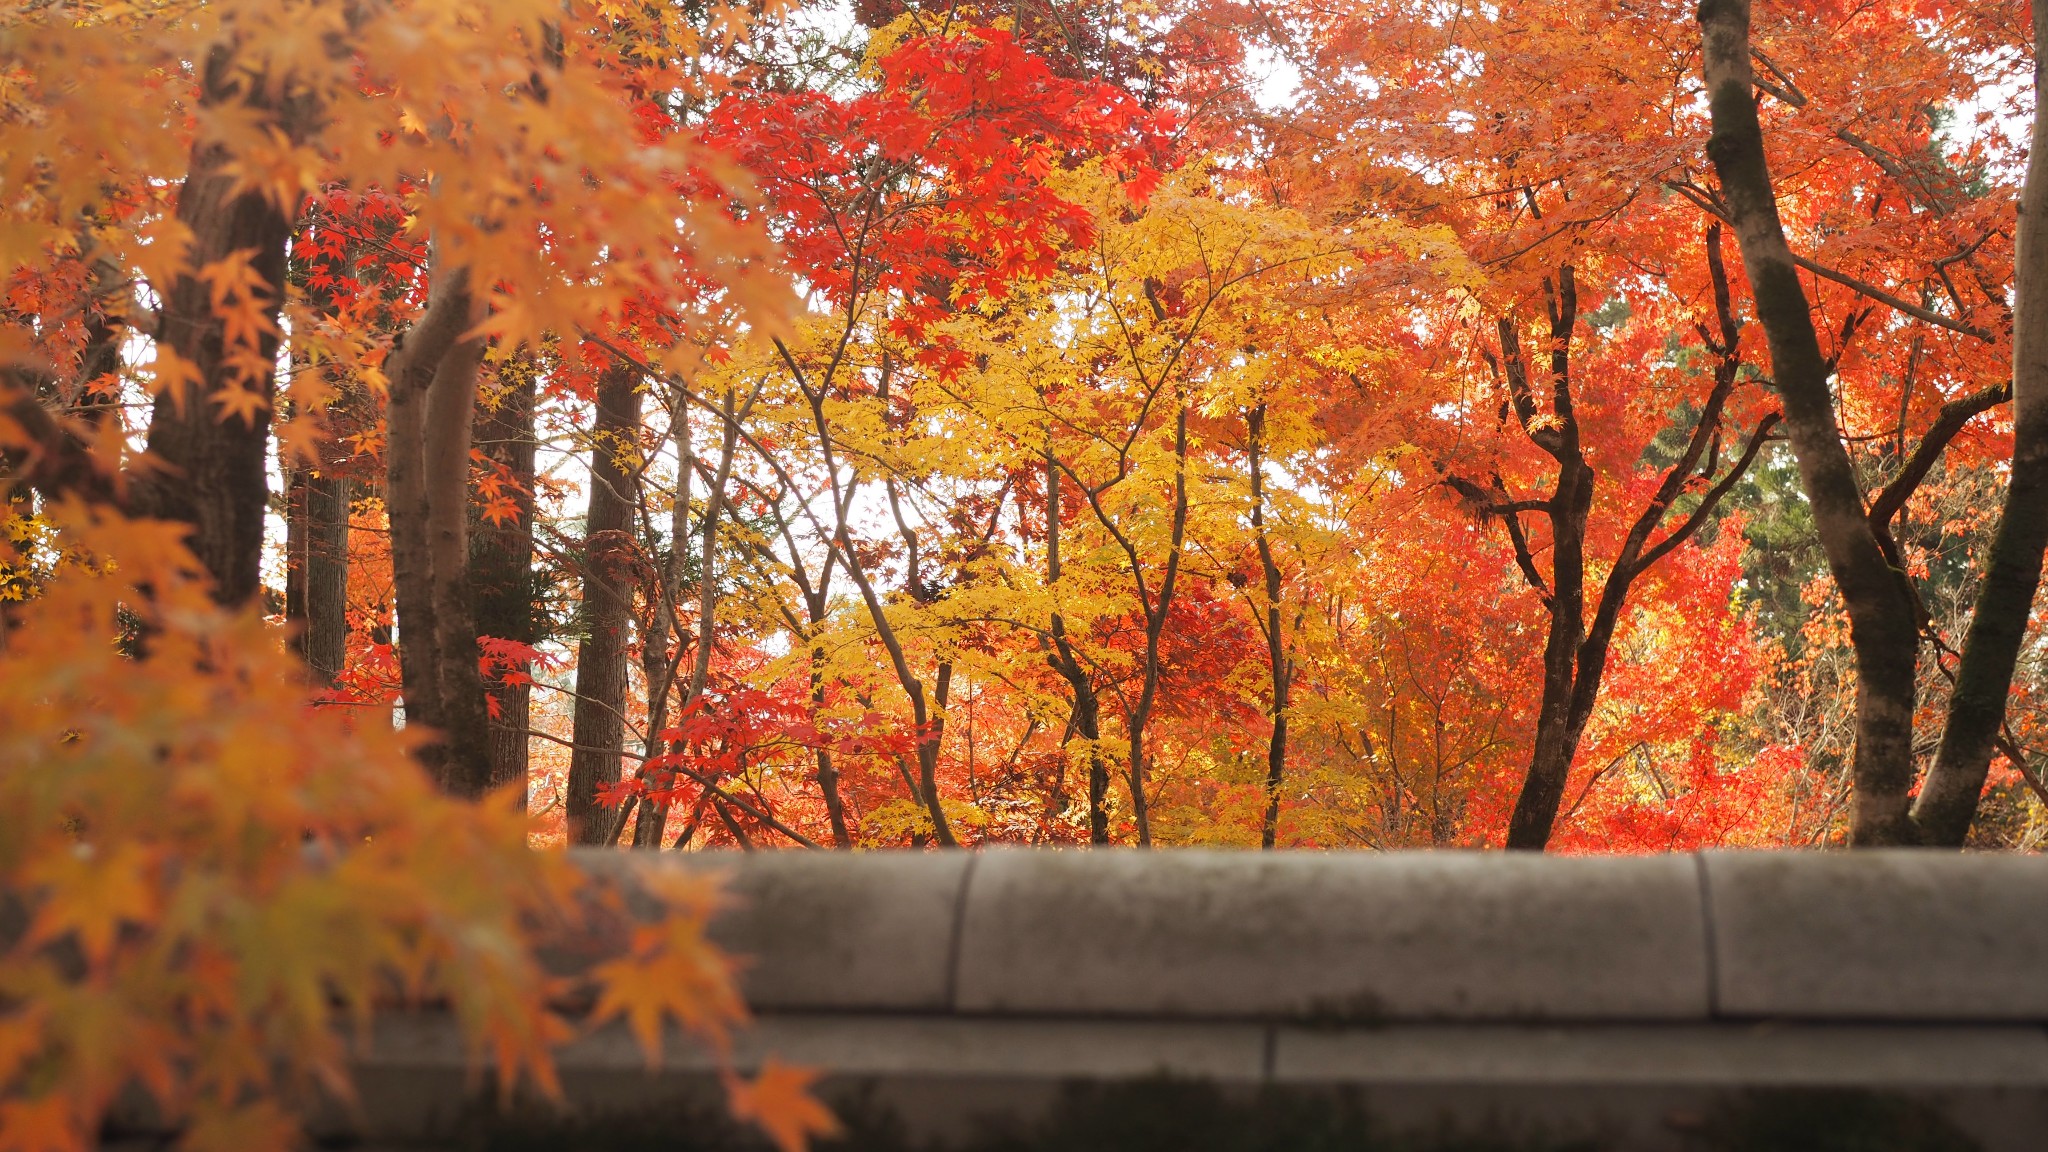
[1700,0,1923,845]
[1909,4,2048,844]
[385,261,495,798]
[566,363,644,845]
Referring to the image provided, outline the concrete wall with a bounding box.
[345,849,2048,1149]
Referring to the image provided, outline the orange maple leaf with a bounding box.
[210,383,272,426]
[0,1094,83,1152]
[725,1058,840,1152]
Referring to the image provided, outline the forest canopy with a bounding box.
[5,0,2046,857]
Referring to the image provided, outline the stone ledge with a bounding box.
[582,847,2048,1025]
[342,1013,2048,1151]
[1702,850,2048,1020]
[314,850,2048,1150]
[953,849,1707,1021]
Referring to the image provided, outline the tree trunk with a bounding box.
[385,261,495,797]
[812,644,854,847]
[1248,405,1292,850]
[386,320,443,748]
[1498,276,1592,851]
[1910,5,2048,844]
[302,473,350,685]
[472,357,538,796]
[1700,0,1923,845]
[567,363,644,844]
[420,296,492,798]
[138,52,297,607]
[632,402,689,850]
[1045,454,1110,844]
[1125,402,1190,849]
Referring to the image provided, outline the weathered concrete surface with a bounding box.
[1703,850,2048,1020]
[581,848,972,1011]
[324,849,2048,1150]
[955,849,1709,1021]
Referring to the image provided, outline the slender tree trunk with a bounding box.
[632,402,690,850]
[1701,0,1923,845]
[137,51,297,607]
[286,465,309,631]
[1497,275,1591,850]
[811,642,854,846]
[1045,454,1110,843]
[796,360,958,847]
[472,358,538,795]
[567,364,643,844]
[1910,6,2048,844]
[1125,403,1190,849]
[1248,406,1291,849]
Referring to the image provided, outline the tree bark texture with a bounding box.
[286,469,351,686]
[385,262,494,797]
[1502,274,1593,851]
[1700,0,1923,845]
[1909,4,2048,844]
[138,52,297,607]
[471,357,539,796]
[567,364,644,844]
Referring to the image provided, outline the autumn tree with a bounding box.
[1700,0,2037,846]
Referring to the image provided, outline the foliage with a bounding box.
[0,496,805,1151]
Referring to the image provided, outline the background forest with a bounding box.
[10,0,2046,856]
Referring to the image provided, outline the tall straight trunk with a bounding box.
[387,328,443,743]
[471,359,538,794]
[1044,454,1110,843]
[567,364,644,844]
[1700,0,1923,845]
[1910,6,2048,844]
[301,473,350,684]
[422,296,492,797]
[138,50,297,607]
[1248,406,1292,850]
